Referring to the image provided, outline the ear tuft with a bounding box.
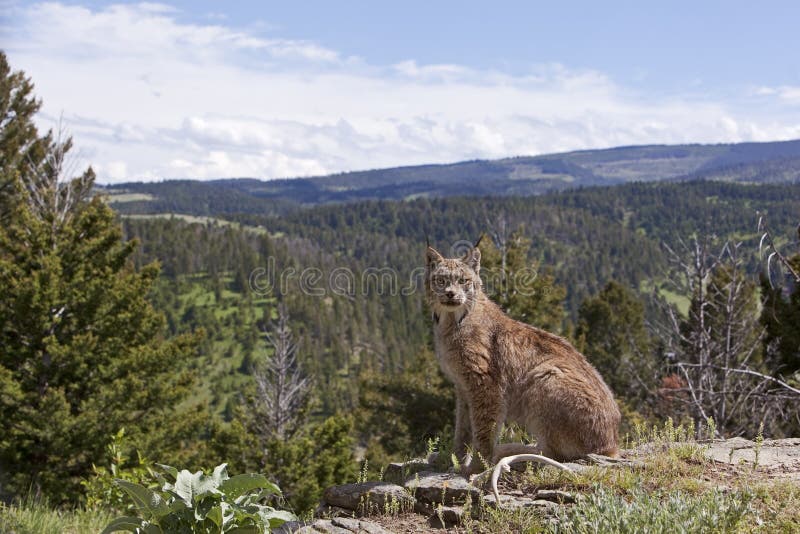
[465,247,481,273]
[426,246,444,268]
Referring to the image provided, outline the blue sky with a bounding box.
[3,1,800,183]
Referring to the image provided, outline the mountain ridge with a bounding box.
[102,139,800,213]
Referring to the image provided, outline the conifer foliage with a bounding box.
[0,52,201,502]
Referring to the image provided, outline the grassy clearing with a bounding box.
[105,192,155,203]
[121,213,267,234]
[638,279,691,316]
[159,273,276,414]
[0,496,112,534]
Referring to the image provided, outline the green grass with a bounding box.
[639,278,691,316]
[0,496,113,534]
[659,287,690,316]
[105,192,155,203]
[122,213,267,234]
[163,272,279,415]
[750,480,800,532]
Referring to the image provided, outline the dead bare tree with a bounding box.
[247,303,312,442]
[484,212,511,302]
[657,236,799,436]
[21,121,93,230]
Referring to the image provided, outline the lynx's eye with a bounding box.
[433,277,447,288]
[458,277,468,285]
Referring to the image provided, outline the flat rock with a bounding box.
[419,504,465,528]
[553,453,642,473]
[404,471,480,505]
[282,518,394,534]
[706,437,800,477]
[585,453,642,467]
[331,517,394,534]
[287,520,351,534]
[323,481,414,514]
[383,459,434,485]
[273,521,306,533]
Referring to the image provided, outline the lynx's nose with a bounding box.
[445,289,456,298]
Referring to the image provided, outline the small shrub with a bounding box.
[479,504,546,534]
[102,463,294,533]
[552,485,752,533]
[82,429,153,512]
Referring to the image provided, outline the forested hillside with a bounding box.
[118,180,800,438]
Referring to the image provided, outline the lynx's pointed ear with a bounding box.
[426,246,444,269]
[465,247,481,274]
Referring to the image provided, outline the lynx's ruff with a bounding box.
[425,244,621,485]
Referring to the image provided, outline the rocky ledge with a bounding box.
[278,438,800,533]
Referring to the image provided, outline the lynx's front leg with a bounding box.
[453,390,472,461]
[465,386,504,476]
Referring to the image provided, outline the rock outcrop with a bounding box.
[279,438,800,532]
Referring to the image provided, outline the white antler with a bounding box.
[485,454,575,506]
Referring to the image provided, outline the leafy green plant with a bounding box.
[82,429,154,512]
[102,463,295,533]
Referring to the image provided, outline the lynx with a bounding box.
[425,243,620,476]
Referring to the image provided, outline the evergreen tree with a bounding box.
[356,347,453,464]
[0,51,51,221]
[260,416,355,515]
[479,229,567,333]
[0,56,202,502]
[761,255,800,376]
[576,282,655,403]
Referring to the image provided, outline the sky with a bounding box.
[3,1,800,184]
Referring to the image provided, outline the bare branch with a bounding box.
[675,363,800,396]
[247,303,313,442]
[655,234,796,436]
[758,213,800,284]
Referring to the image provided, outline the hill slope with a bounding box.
[103,139,800,212]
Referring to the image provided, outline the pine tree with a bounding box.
[356,347,453,463]
[479,228,567,333]
[761,254,800,376]
[576,281,655,405]
[0,55,202,502]
[0,51,51,221]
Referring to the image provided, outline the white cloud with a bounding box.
[5,2,800,184]
[753,85,800,104]
[775,87,800,103]
[393,60,469,80]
